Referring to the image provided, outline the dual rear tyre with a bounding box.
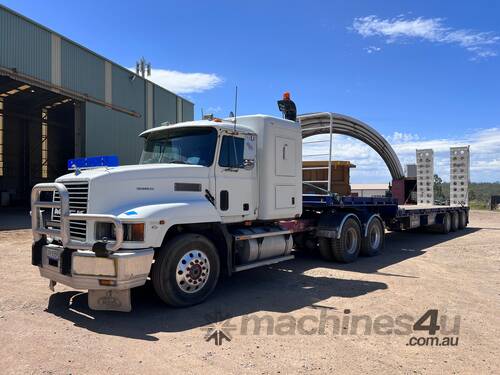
[319,216,384,263]
[361,218,385,257]
[438,213,452,234]
[458,211,468,229]
[450,211,459,232]
[436,210,467,234]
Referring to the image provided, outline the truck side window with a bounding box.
[219,135,256,169]
[219,136,245,168]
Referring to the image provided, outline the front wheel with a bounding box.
[152,233,220,307]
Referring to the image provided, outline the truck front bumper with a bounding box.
[37,244,154,290]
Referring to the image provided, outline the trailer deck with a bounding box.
[396,204,467,215]
[302,193,469,232]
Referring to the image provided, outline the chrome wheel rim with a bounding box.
[175,250,210,294]
[369,225,381,249]
[345,228,358,254]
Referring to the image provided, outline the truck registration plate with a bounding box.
[46,248,60,261]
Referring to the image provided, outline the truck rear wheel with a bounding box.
[361,218,384,256]
[450,211,459,232]
[331,218,361,263]
[152,233,220,307]
[294,233,318,254]
[458,211,467,229]
[318,238,335,261]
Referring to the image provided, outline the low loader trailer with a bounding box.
[30,96,469,311]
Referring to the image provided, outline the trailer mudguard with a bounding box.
[316,211,362,239]
[115,199,222,248]
[354,212,385,237]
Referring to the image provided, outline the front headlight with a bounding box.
[95,222,145,242]
[125,223,145,241]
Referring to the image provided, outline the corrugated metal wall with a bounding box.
[154,85,177,125]
[85,103,145,165]
[112,65,145,114]
[0,7,51,81]
[182,99,194,122]
[0,5,195,166]
[60,39,105,100]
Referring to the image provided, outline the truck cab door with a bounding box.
[215,132,258,222]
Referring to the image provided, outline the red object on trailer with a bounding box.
[391,179,405,204]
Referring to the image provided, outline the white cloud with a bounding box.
[303,128,500,183]
[364,46,382,54]
[206,106,222,113]
[129,68,223,94]
[352,15,499,58]
[386,131,420,143]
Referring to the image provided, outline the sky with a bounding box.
[3,0,500,182]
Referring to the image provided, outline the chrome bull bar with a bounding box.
[31,182,124,252]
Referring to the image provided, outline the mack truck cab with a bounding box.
[31,114,304,310]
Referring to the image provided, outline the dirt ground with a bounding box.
[0,210,499,374]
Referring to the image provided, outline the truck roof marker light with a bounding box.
[213,118,222,123]
[283,92,291,100]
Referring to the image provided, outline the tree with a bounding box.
[434,174,446,203]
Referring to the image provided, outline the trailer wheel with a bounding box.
[151,233,220,307]
[331,218,361,263]
[361,218,384,256]
[438,213,451,234]
[450,211,459,232]
[458,211,468,229]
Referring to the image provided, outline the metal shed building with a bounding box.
[0,5,194,206]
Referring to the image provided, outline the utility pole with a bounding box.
[136,57,151,78]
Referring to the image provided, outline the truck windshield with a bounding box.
[140,127,218,166]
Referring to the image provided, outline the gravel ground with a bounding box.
[0,210,499,374]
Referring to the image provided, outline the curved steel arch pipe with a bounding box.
[299,112,405,180]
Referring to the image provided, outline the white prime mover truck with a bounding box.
[31,99,469,311]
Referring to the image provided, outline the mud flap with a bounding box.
[88,289,131,312]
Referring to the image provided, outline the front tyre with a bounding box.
[152,233,220,307]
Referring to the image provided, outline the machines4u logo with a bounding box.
[201,312,237,346]
[201,309,460,347]
[407,309,460,347]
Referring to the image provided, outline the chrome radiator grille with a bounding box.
[52,181,89,240]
